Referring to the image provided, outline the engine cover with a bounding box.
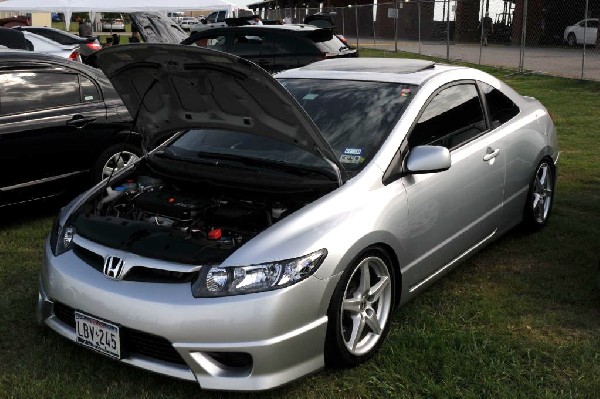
[134,191,205,220]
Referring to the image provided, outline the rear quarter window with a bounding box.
[274,34,318,54]
[480,82,520,127]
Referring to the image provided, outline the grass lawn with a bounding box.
[0,51,598,398]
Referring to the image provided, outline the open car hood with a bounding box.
[95,44,346,183]
[129,12,188,44]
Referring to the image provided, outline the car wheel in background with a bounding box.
[93,143,142,182]
[325,248,395,367]
[567,33,577,47]
[522,159,555,230]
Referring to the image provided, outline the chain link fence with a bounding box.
[259,0,600,81]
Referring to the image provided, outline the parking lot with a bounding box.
[350,38,600,81]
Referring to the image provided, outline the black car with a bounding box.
[0,50,142,208]
[182,25,358,72]
[13,26,102,62]
[0,26,30,50]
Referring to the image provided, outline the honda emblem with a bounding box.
[103,256,125,280]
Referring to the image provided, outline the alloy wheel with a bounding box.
[340,256,392,356]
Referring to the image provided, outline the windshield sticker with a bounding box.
[401,88,411,97]
[343,148,362,155]
[340,154,365,164]
[303,93,319,100]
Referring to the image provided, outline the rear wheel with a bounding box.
[92,143,141,183]
[325,248,395,367]
[567,33,577,47]
[522,159,555,230]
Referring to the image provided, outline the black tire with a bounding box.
[92,143,142,183]
[567,33,577,47]
[324,248,396,368]
[522,159,555,231]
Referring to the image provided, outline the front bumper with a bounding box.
[37,239,332,391]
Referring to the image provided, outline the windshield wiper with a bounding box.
[196,152,337,180]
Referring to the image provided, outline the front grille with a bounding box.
[52,302,186,365]
[73,245,196,283]
[73,245,104,273]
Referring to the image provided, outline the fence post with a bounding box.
[355,3,359,48]
[582,0,589,80]
[342,6,345,36]
[519,0,528,73]
[446,0,451,60]
[478,0,484,65]
[373,1,376,47]
[418,0,422,55]
[394,0,399,52]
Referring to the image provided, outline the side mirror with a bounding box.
[406,145,451,174]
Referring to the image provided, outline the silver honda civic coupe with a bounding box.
[37,44,558,391]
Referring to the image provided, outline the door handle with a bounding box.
[67,115,96,128]
[483,148,500,162]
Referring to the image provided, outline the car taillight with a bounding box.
[86,42,102,51]
[336,34,348,45]
[69,50,81,62]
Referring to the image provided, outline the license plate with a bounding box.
[75,311,121,359]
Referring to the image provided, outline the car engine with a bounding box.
[71,173,296,263]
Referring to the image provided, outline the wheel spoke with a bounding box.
[368,276,390,302]
[532,193,541,211]
[342,297,362,314]
[539,165,548,186]
[348,314,366,351]
[103,165,115,177]
[365,312,382,335]
[358,262,371,296]
[535,197,545,219]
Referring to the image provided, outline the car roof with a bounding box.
[206,24,320,32]
[276,58,466,85]
[0,49,106,77]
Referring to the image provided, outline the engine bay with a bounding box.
[71,166,313,264]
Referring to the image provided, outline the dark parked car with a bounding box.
[0,26,30,50]
[14,26,102,62]
[0,50,142,208]
[182,25,358,72]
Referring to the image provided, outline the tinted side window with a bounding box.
[0,72,80,115]
[80,75,100,102]
[231,33,271,55]
[587,20,598,28]
[192,34,228,51]
[274,34,317,54]
[410,84,486,149]
[481,82,520,127]
[206,12,217,23]
[217,11,226,22]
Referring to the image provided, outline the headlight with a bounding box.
[50,218,76,257]
[191,249,327,297]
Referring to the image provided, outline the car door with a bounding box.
[399,82,505,292]
[0,66,108,205]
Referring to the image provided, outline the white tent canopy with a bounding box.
[0,0,236,30]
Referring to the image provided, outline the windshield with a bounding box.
[278,79,415,173]
[162,129,333,178]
